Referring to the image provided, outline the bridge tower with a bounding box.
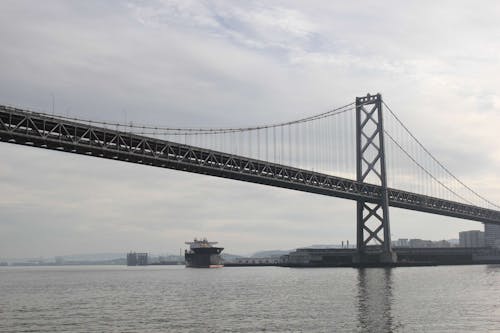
[354,93,397,264]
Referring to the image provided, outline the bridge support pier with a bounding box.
[352,251,397,266]
[354,94,397,266]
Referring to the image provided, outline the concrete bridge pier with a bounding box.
[352,249,398,267]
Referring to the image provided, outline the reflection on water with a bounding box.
[485,264,500,274]
[357,268,394,332]
[1,265,499,332]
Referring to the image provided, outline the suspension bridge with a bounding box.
[1,93,498,264]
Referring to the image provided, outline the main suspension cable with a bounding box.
[23,102,357,135]
[383,100,500,209]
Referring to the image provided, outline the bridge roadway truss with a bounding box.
[1,104,500,225]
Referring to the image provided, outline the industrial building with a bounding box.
[126,252,148,266]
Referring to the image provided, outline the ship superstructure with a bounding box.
[185,238,224,268]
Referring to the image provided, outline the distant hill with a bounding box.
[251,250,291,258]
[250,245,353,258]
[221,253,244,261]
[60,253,125,261]
[302,244,350,249]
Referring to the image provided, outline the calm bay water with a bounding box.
[1,265,500,332]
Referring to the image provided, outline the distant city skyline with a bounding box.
[0,235,468,263]
[2,1,500,257]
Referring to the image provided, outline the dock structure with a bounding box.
[281,247,500,267]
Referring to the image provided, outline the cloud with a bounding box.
[128,0,319,52]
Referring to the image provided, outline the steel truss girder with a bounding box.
[356,94,392,254]
[1,104,500,226]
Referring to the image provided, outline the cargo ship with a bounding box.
[185,238,224,268]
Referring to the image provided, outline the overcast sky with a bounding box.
[1,0,500,258]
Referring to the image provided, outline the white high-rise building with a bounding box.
[484,224,500,248]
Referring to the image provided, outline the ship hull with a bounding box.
[185,247,224,268]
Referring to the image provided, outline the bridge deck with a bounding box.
[1,105,499,225]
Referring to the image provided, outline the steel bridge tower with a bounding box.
[354,94,397,264]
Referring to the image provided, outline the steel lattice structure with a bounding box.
[1,103,500,228]
[355,94,394,261]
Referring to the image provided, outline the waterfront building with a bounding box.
[393,238,451,248]
[459,230,485,248]
[409,239,433,248]
[392,239,409,247]
[433,240,451,248]
[484,224,500,248]
[126,252,148,266]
